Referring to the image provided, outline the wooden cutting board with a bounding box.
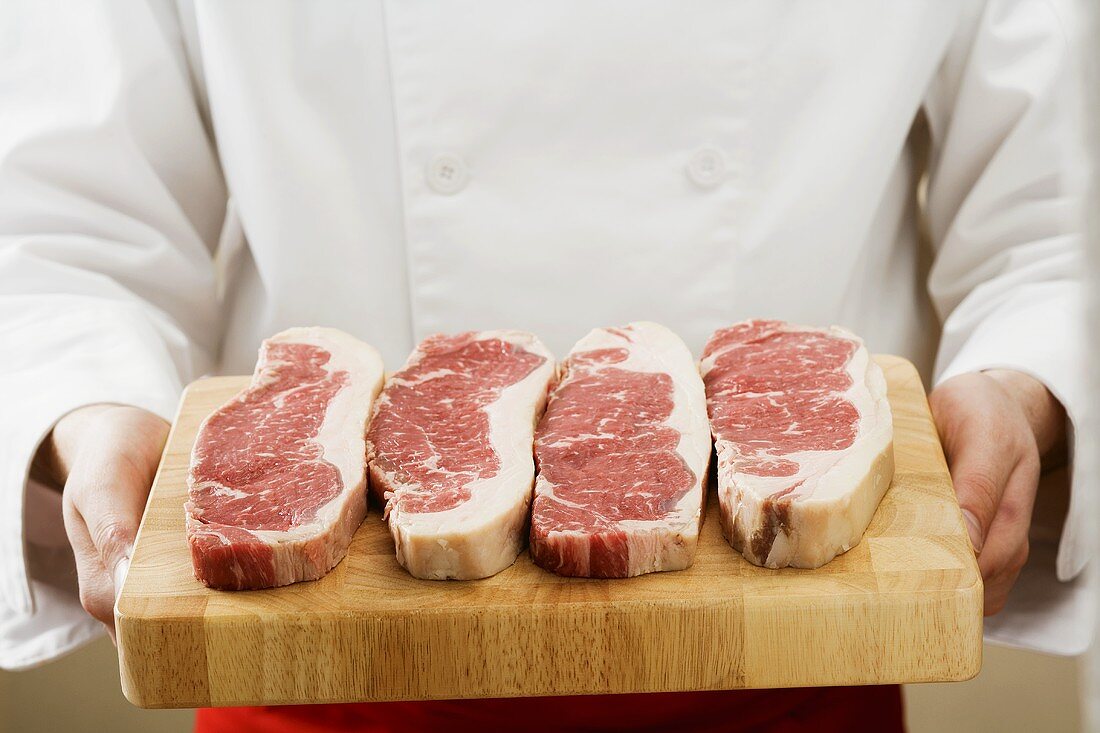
[116,355,982,708]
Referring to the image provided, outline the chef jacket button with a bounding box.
[426,153,469,194]
[686,148,727,189]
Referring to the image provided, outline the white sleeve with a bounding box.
[923,0,1088,584]
[0,0,226,668]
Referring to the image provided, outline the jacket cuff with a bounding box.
[0,478,104,670]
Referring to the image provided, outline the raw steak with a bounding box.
[366,331,555,580]
[700,319,894,569]
[186,327,384,590]
[530,322,711,578]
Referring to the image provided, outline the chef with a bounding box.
[0,1,1087,731]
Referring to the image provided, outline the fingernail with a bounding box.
[962,509,983,555]
[113,556,131,601]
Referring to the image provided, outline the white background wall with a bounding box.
[0,639,1081,732]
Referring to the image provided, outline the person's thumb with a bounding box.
[86,506,138,595]
[62,455,149,630]
[70,451,152,590]
[67,410,168,591]
[953,468,1002,555]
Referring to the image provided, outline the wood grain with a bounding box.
[116,355,982,708]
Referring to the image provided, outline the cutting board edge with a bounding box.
[117,574,984,708]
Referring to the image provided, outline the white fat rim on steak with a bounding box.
[381,329,556,579]
[224,326,385,544]
[701,324,894,569]
[539,321,711,552]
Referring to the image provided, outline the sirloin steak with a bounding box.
[700,319,894,569]
[366,331,555,580]
[530,322,711,578]
[186,327,384,590]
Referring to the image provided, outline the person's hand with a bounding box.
[929,370,1066,616]
[36,404,169,640]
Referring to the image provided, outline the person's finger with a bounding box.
[73,453,148,581]
[62,492,117,632]
[975,453,1040,616]
[48,406,169,641]
[942,418,1017,556]
[62,447,156,638]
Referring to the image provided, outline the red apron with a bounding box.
[195,687,903,733]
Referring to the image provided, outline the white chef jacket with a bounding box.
[0,0,1089,671]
